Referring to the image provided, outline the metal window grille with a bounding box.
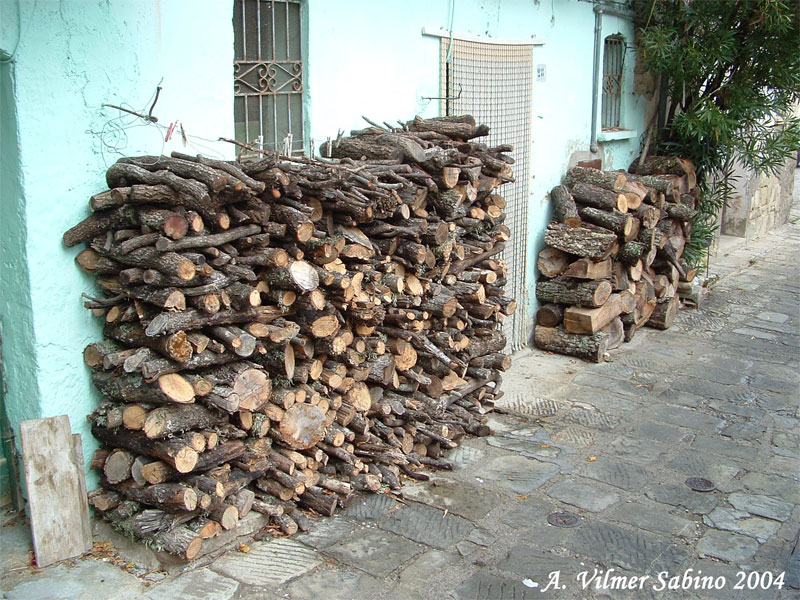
[234,0,304,155]
[441,38,533,351]
[602,36,625,129]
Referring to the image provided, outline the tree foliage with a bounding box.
[633,0,800,263]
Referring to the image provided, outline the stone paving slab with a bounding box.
[545,477,621,512]
[294,517,357,550]
[342,492,402,523]
[627,420,692,444]
[546,424,602,450]
[283,567,388,600]
[3,558,146,600]
[606,500,697,538]
[471,454,560,495]
[576,458,658,492]
[607,436,671,465]
[211,539,321,586]
[703,507,781,543]
[565,521,691,575]
[382,503,474,550]
[399,477,509,521]
[728,493,795,522]
[696,529,760,564]
[664,452,743,490]
[499,496,557,530]
[740,471,800,504]
[145,569,239,600]
[645,482,720,515]
[442,443,488,469]
[397,549,460,589]
[323,527,423,577]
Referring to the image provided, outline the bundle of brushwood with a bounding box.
[534,157,698,362]
[66,114,514,560]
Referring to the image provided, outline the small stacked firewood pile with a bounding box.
[64,115,515,560]
[534,157,698,362]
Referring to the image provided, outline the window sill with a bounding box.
[597,129,637,142]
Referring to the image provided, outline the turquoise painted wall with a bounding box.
[0,0,235,483]
[305,0,648,341]
[1,0,648,490]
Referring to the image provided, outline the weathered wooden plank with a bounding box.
[20,416,92,567]
[71,433,93,549]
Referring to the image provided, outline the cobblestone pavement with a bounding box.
[2,179,798,600]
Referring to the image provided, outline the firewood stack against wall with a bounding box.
[535,157,699,362]
[65,115,515,560]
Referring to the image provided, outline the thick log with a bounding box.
[550,185,581,226]
[105,323,193,363]
[468,352,512,370]
[322,133,426,163]
[563,166,627,192]
[145,305,285,337]
[570,182,627,212]
[629,155,695,180]
[94,242,198,283]
[103,449,135,485]
[116,156,235,193]
[406,115,477,138]
[620,181,647,210]
[633,204,661,229]
[118,482,198,512]
[143,404,224,439]
[665,202,696,223]
[207,501,239,530]
[537,247,569,278]
[544,222,617,260]
[621,171,675,197]
[536,276,612,308]
[536,303,564,327]
[646,295,680,330]
[534,326,609,362]
[298,486,339,517]
[366,354,397,385]
[153,525,203,560]
[561,257,612,279]
[91,424,198,473]
[92,371,195,405]
[563,293,625,334]
[602,317,624,350]
[199,362,272,411]
[578,206,635,241]
[263,261,319,293]
[619,241,645,266]
[279,404,327,450]
[63,205,140,247]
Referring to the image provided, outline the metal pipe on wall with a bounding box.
[590,3,604,153]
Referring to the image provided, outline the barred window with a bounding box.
[233,0,305,155]
[601,35,625,129]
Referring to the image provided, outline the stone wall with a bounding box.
[722,158,796,239]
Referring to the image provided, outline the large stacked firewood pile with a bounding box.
[534,157,698,362]
[64,115,515,560]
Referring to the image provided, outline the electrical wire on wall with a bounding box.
[87,82,234,167]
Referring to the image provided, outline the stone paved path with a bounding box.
[2,179,798,600]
